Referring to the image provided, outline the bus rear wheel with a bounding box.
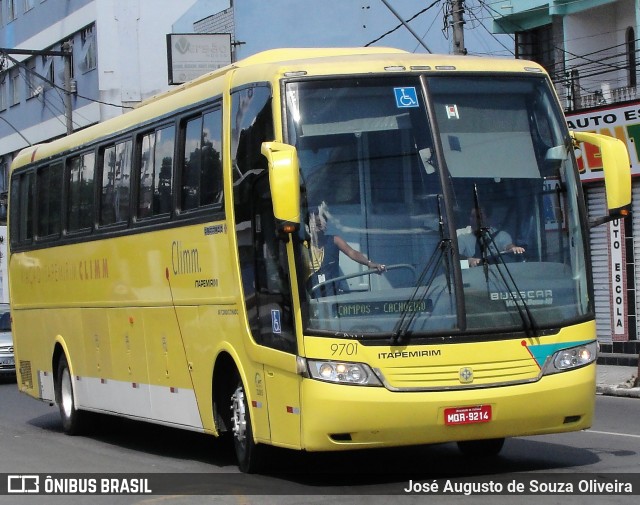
[230,379,264,473]
[55,354,85,435]
[457,438,505,457]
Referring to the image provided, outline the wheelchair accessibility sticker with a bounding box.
[394,87,419,108]
[271,309,282,334]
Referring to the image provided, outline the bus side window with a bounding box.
[67,151,96,232]
[201,109,223,206]
[181,116,203,211]
[180,106,222,212]
[138,132,156,218]
[36,162,63,239]
[231,86,273,181]
[99,140,132,227]
[154,126,175,215]
[138,125,176,219]
[10,172,35,246]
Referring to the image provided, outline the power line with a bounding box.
[548,45,639,85]
[16,55,108,131]
[365,0,440,49]
[436,1,513,57]
[412,6,441,53]
[550,39,636,72]
[0,115,32,147]
[468,2,514,56]
[0,49,133,111]
[7,54,83,131]
[1,46,75,133]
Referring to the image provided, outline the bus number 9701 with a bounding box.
[330,343,358,357]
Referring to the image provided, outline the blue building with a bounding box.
[0,0,230,217]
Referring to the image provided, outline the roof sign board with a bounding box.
[166,33,232,85]
[566,101,640,183]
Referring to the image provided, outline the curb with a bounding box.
[596,385,640,398]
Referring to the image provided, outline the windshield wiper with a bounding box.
[471,186,538,338]
[472,186,491,282]
[391,197,452,345]
[390,239,450,345]
[480,230,539,338]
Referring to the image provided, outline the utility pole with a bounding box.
[451,0,467,55]
[0,46,73,135]
[62,42,73,135]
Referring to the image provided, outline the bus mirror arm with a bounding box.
[261,142,301,234]
[589,210,630,228]
[570,131,632,226]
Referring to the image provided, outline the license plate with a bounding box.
[444,405,492,426]
[0,357,14,366]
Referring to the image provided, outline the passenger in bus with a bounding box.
[458,207,525,267]
[307,202,385,296]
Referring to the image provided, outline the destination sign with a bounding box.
[334,299,433,318]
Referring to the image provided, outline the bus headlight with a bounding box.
[303,359,383,386]
[543,341,597,375]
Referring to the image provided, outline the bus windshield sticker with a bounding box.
[393,87,419,108]
[271,309,282,334]
[446,104,459,119]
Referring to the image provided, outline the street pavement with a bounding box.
[596,363,640,398]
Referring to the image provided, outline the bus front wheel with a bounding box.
[230,379,264,473]
[55,354,85,435]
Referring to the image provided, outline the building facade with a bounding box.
[494,0,640,364]
[0,0,230,217]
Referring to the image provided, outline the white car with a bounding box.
[0,304,14,379]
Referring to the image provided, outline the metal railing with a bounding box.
[579,85,638,109]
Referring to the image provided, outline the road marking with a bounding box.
[587,429,640,439]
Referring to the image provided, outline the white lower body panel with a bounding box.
[40,371,204,431]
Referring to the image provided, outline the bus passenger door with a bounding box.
[237,174,302,448]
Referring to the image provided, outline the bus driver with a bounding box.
[306,202,385,295]
[458,207,525,267]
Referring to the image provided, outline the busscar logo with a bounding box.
[490,289,553,307]
[8,475,40,494]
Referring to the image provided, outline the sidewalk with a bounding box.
[596,364,640,398]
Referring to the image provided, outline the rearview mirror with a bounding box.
[261,142,301,233]
[571,131,631,226]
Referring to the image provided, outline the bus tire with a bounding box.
[55,354,85,435]
[230,378,264,473]
[457,438,505,457]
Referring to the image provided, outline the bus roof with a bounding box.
[10,47,546,171]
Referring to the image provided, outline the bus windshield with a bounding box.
[285,74,589,338]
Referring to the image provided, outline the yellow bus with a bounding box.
[8,47,631,473]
